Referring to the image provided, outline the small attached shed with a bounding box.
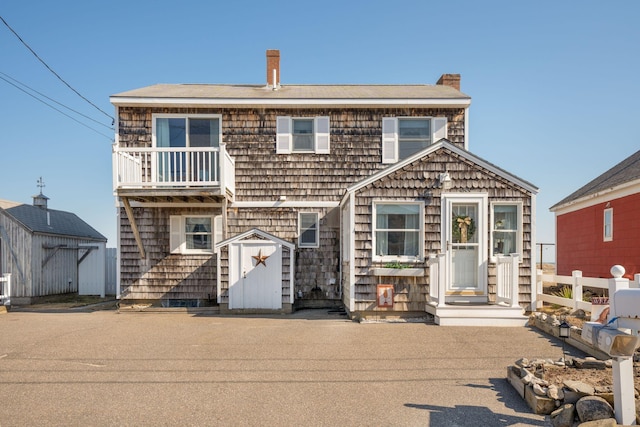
[215,228,295,313]
[0,194,108,304]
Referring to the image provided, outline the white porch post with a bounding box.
[437,253,446,307]
[509,254,520,308]
[535,268,543,310]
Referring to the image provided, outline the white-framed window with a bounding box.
[604,207,613,241]
[373,202,424,262]
[490,202,522,259]
[276,116,330,154]
[153,114,221,148]
[170,215,222,254]
[382,116,447,163]
[292,118,314,151]
[299,212,319,248]
[152,114,222,182]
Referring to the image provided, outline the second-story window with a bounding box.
[382,116,447,164]
[153,114,221,183]
[398,119,431,159]
[276,116,330,154]
[292,119,314,151]
[155,116,220,148]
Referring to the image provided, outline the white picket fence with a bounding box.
[535,269,640,312]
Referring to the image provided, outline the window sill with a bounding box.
[372,268,424,277]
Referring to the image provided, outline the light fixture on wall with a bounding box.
[559,320,570,365]
[438,172,452,190]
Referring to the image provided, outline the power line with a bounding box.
[0,71,113,130]
[0,73,113,141]
[0,14,115,123]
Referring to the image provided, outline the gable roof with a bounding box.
[0,200,106,241]
[214,228,295,250]
[110,84,471,108]
[550,149,640,211]
[342,139,538,201]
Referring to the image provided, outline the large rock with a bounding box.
[550,403,574,427]
[575,396,614,422]
[564,380,595,396]
[533,383,547,396]
[574,357,607,370]
[547,384,564,400]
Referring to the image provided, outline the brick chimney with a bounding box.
[266,49,280,89]
[436,74,461,91]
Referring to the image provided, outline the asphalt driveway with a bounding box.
[0,309,563,426]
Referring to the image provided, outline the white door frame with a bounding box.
[228,240,282,310]
[441,193,488,302]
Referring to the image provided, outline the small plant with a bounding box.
[551,286,591,302]
[384,261,409,269]
[552,286,573,299]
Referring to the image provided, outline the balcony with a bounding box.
[113,145,235,203]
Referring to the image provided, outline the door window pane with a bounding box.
[452,204,477,244]
[190,119,219,147]
[157,118,186,147]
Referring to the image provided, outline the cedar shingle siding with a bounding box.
[349,148,534,313]
[114,91,537,316]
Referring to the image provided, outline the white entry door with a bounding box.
[229,242,282,309]
[443,195,487,300]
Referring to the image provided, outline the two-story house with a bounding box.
[111,50,538,325]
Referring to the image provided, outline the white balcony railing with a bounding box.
[112,144,235,197]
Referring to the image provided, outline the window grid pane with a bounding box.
[299,213,318,246]
[398,118,430,160]
[375,203,421,258]
[185,217,212,250]
[293,119,314,151]
[492,204,520,256]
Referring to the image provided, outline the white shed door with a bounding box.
[229,242,282,309]
[78,244,106,296]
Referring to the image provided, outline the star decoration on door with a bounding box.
[252,250,270,267]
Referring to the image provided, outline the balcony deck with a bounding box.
[113,145,235,203]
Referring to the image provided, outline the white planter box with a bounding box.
[373,268,424,277]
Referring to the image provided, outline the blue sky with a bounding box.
[1,1,638,262]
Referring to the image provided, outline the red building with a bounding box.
[551,150,640,279]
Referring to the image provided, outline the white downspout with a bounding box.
[530,193,537,312]
[349,192,356,313]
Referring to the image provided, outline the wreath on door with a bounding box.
[453,215,475,243]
